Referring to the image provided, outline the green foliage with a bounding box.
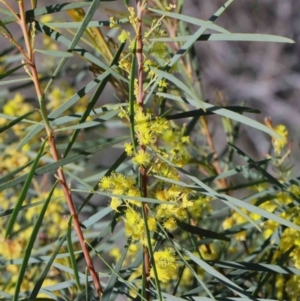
[0,0,298,301]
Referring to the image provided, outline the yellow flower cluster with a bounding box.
[150,247,178,282]
[265,118,288,155]
[118,30,131,43]
[99,172,140,210]
[155,186,193,232]
[128,7,138,32]
[132,149,151,166]
[272,124,288,155]
[134,107,170,146]
[124,208,144,240]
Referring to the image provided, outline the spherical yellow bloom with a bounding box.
[150,248,178,282]
[199,243,219,260]
[223,217,233,230]
[110,197,122,211]
[155,190,168,201]
[124,142,134,156]
[286,275,300,301]
[164,218,177,232]
[148,216,157,232]
[174,207,188,221]
[99,176,112,190]
[272,124,288,155]
[124,209,144,241]
[118,30,131,43]
[129,244,139,254]
[132,149,151,166]
[109,247,121,262]
[263,220,279,239]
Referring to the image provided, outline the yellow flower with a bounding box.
[99,176,112,190]
[148,216,157,232]
[124,209,144,241]
[118,30,131,43]
[129,244,139,254]
[199,243,219,260]
[272,124,288,154]
[132,149,151,166]
[109,247,121,262]
[110,197,121,211]
[124,142,134,156]
[40,15,53,23]
[265,118,288,155]
[164,218,177,232]
[150,248,178,282]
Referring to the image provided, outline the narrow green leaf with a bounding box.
[0,110,36,133]
[28,234,67,301]
[0,112,37,124]
[165,106,260,120]
[0,78,31,86]
[0,63,25,80]
[85,268,90,301]
[157,92,283,140]
[2,251,82,267]
[24,105,123,132]
[148,8,230,34]
[73,189,179,206]
[183,247,250,298]
[141,205,163,301]
[101,245,128,301]
[67,217,82,291]
[13,182,58,301]
[43,19,129,28]
[178,221,230,242]
[150,67,203,107]
[34,49,73,57]
[211,260,300,276]
[82,207,112,229]
[5,139,47,238]
[151,33,295,44]
[0,8,14,17]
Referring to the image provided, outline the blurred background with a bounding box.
[183,0,300,171]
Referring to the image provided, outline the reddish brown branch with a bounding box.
[136,0,151,299]
[17,1,103,297]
